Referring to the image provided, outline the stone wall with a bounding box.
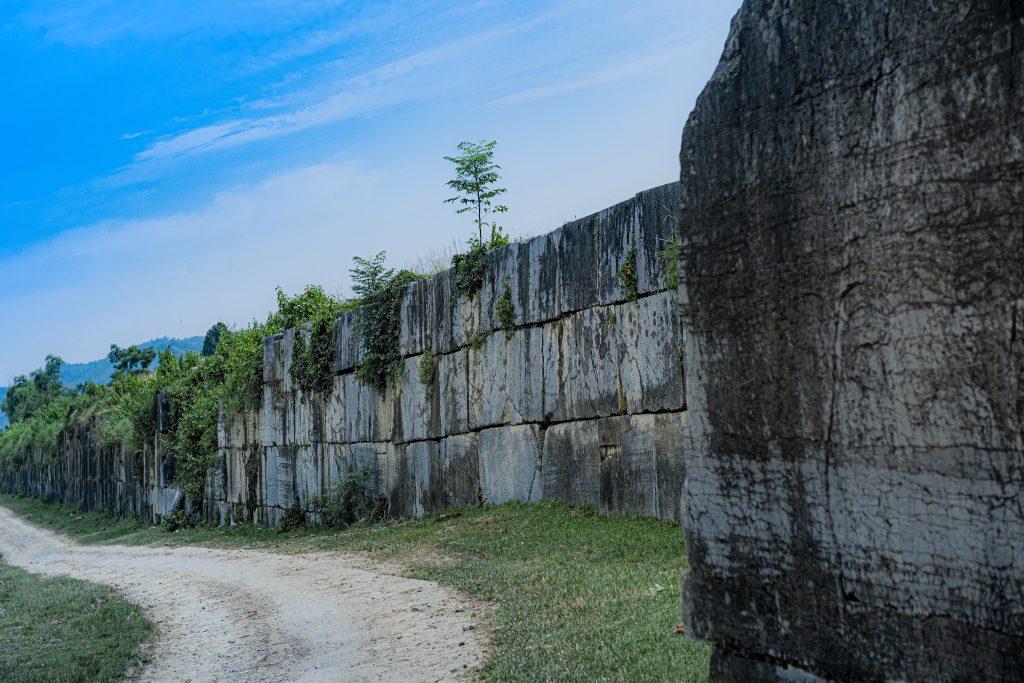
[206,182,686,526]
[0,419,181,522]
[678,1,1023,681]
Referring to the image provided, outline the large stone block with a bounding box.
[331,310,362,374]
[395,354,439,443]
[613,291,684,414]
[557,219,600,315]
[679,2,1024,680]
[478,425,542,504]
[469,326,544,429]
[438,349,469,436]
[342,375,394,443]
[398,278,435,357]
[263,333,285,383]
[541,413,683,519]
[633,183,679,296]
[519,230,560,325]
[542,307,620,422]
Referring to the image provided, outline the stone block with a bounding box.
[342,375,394,443]
[398,277,435,356]
[557,218,600,314]
[613,291,684,414]
[469,326,544,429]
[263,333,285,383]
[331,309,362,374]
[478,425,542,504]
[396,354,439,443]
[438,349,469,436]
[519,230,560,325]
[542,307,620,422]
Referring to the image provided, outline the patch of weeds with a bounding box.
[606,311,617,327]
[451,224,510,299]
[615,247,638,302]
[310,465,387,528]
[469,332,490,351]
[659,226,684,290]
[495,278,515,338]
[279,498,306,532]
[418,351,438,397]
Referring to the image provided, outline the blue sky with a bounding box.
[0,0,739,382]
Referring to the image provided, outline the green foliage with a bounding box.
[350,252,423,391]
[2,355,67,425]
[310,465,386,527]
[201,322,228,357]
[469,332,490,351]
[495,278,515,337]
[417,351,438,396]
[290,315,336,396]
[616,247,639,302]
[269,285,342,331]
[279,498,306,532]
[451,223,510,297]
[659,226,684,290]
[108,344,156,378]
[444,140,509,244]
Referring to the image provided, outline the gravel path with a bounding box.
[0,506,487,682]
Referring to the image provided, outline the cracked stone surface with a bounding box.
[678,1,1023,680]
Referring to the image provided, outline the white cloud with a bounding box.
[0,162,452,382]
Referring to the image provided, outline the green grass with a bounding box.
[1,493,710,681]
[0,560,153,682]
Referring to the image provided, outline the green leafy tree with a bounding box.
[108,344,156,378]
[445,140,509,244]
[1,355,66,424]
[201,322,228,357]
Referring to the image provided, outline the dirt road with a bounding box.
[0,506,487,682]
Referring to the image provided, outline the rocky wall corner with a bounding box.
[678,1,1023,681]
[207,182,689,527]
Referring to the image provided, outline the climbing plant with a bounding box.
[615,247,639,302]
[418,351,438,397]
[495,278,515,338]
[350,252,424,391]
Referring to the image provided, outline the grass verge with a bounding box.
[0,493,709,681]
[0,559,152,682]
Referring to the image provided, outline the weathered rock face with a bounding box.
[203,182,688,527]
[679,1,1023,680]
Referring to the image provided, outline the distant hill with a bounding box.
[0,336,204,430]
[60,336,205,388]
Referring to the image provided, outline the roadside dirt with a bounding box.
[0,506,487,682]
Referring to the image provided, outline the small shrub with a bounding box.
[495,278,515,338]
[451,224,510,298]
[615,247,638,302]
[310,466,386,527]
[418,351,438,396]
[279,498,306,532]
[469,332,490,351]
